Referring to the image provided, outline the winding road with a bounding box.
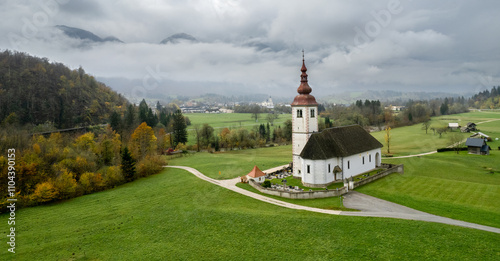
[166,165,500,234]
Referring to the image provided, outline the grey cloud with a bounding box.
[1,0,500,98]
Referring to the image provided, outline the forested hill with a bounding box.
[0,50,128,128]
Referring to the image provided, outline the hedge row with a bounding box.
[437,147,468,152]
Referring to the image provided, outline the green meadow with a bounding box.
[370,111,500,156]
[184,113,292,145]
[2,168,499,260]
[358,117,500,228]
[3,111,499,260]
[168,145,292,180]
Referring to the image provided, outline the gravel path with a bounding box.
[165,165,500,234]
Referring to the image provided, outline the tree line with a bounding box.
[320,96,470,131]
[190,120,293,152]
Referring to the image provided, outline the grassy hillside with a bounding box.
[2,168,499,260]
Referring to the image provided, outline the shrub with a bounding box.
[437,147,467,152]
[262,180,271,188]
[136,155,167,178]
[101,166,124,187]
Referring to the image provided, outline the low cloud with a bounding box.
[1,0,499,98]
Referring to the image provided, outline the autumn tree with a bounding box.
[130,122,157,159]
[156,128,170,154]
[31,181,58,203]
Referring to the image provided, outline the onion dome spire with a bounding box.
[297,50,312,95]
[291,50,318,106]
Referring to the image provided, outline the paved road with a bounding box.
[166,165,500,234]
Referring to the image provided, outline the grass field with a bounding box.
[371,111,500,156]
[358,119,500,228]
[184,113,292,145]
[2,168,499,260]
[168,145,292,179]
[360,115,500,228]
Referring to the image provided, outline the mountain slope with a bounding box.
[55,25,123,43]
[160,33,198,44]
[0,50,128,128]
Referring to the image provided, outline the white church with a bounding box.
[291,55,383,187]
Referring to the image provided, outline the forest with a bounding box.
[0,50,128,128]
[0,51,190,210]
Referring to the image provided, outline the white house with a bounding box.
[291,54,383,187]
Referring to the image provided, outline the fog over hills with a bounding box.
[2,1,499,102]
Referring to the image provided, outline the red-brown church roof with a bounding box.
[291,53,318,106]
[247,165,266,178]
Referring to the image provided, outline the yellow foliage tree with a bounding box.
[54,169,79,199]
[80,172,105,193]
[31,181,59,203]
[130,122,157,159]
[74,132,96,151]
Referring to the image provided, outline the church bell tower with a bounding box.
[291,51,318,177]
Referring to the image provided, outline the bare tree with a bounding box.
[251,105,261,122]
[449,133,464,154]
[266,113,279,126]
[384,127,391,154]
[421,120,431,134]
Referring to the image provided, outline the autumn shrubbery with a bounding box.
[136,155,167,178]
[0,123,168,212]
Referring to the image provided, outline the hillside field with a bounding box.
[2,168,499,260]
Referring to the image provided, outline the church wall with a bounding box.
[342,148,381,179]
[301,158,335,186]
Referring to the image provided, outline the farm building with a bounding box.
[246,165,266,183]
[465,138,490,155]
[448,123,460,130]
[461,122,477,132]
[291,54,383,187]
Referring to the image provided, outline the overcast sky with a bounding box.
[1,0,500,98]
